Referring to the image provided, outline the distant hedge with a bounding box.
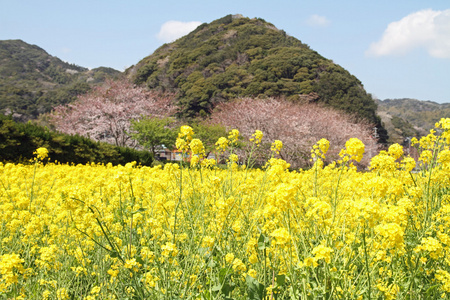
[0,115,153,165]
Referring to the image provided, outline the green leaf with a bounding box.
[219,267,229,282]
[211,285,222,292]
[222,281,235,296]
[257,233,270,250]
[246,275,265,300]
[425,284,439,297]
[215,268,235,297]
[276,274,285,287]
[136,256,145,266]
[132,207,147,214]
[207,258,216,268]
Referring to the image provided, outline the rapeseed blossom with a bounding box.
[228,129,240,143]
[229,153,239,163]
[176,125,194,152]
[271,140,283,154]
[311,244,333,264]
[0,253,24,287]
[178,125,194,140]
[0,120,450,298]
[340,138,365,162]
[250,130,263,146]
[189,138,205,156]
[311,138,330,159]
[34,147,49,160]
[270,228,291,245]
[215,136,229,152]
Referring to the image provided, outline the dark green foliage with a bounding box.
[0,115,152,165]
[127,15,387,143]
[0,39,123,121]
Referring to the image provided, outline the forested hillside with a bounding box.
[127,14,387,143]
[377,98,450,144]
[0,40,122,121]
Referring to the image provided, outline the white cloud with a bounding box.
[305,14,331,28]
[367,9,450,58]
[157,20,202,43]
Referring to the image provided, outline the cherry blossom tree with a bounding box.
[50,80,177,147]
[209,97,377,168]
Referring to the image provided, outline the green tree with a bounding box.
[130,117,177,159]
[191,122,228,158]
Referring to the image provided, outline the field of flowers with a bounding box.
[1,120,450,299]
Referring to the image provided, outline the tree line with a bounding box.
[0,115,152,165]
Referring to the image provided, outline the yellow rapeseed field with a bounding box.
[1,120,450,299]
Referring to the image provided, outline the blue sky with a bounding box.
[1,0,449,103]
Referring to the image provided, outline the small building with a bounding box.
[155,147,216,162]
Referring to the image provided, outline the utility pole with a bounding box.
[405,137,411,155]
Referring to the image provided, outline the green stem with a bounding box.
[362,223,371,300]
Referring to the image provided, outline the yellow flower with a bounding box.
[311,244,333,264]
[228,129,239,143]
[124,258,141,271]
[57,287,69,300]
[250,130,263,145]
[401,156,416,172]
[436,118,450,130]
[215,137,229,152]
[190,155,200,167]
[161,242,178,257]
[179,125,194,140]
[370,151,397,172]
[249,253,258,264]
[177,125,194,152]
[190,138,205,156]
[419,150,433,165]
[414,237,444,259]
[248,268,257,278]
[141,247,155,262]
[229,154,238,163]
[201,236,215,249]
[340,138,365,162]
[34,147,49,160]
[271,140,283,154]
[225,253,235,264]
[142,272,159,288]
[388,143,403,160]
[435,270,450,292]
[270,228,291,246]
[232,258,246,273]
[311,138,330,159]
[42,290,51,299]
[200,158,216,168]
[438,149,450,164]
[0,253,25,285]
[303,257,318,268]
[176,138,188,152]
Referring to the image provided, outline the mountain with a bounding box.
[127,14,387,142]
[0,39,122,121]
[377,98,450,144]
